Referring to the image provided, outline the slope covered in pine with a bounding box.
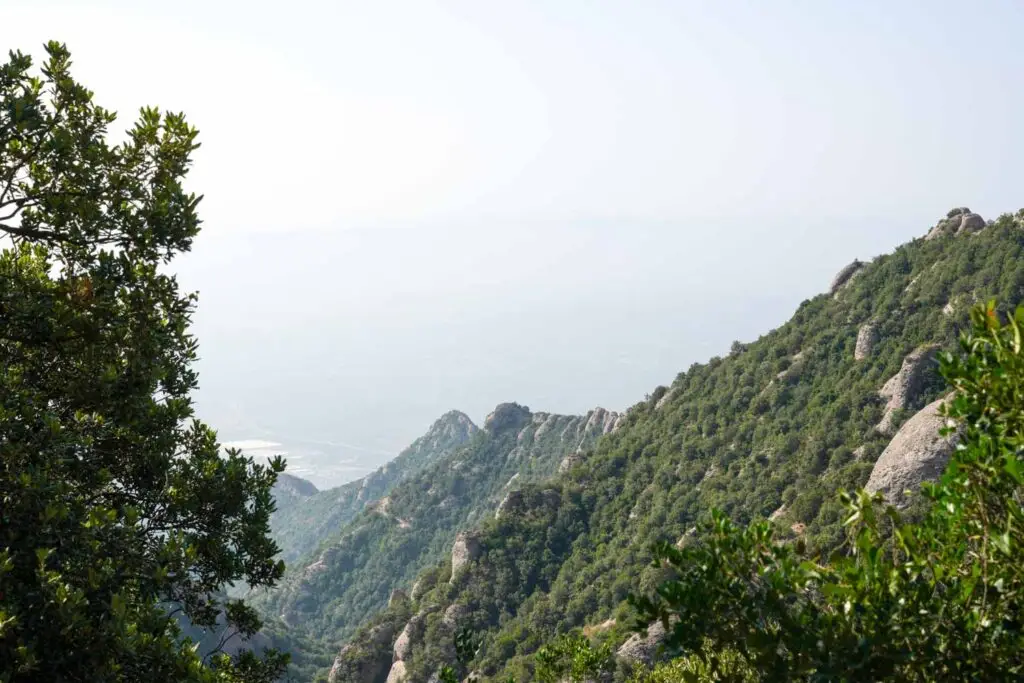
[252,404,622,652]
[324,208,1024,683]
[270,411,479,564]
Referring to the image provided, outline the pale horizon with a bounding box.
[5,1,1024,487]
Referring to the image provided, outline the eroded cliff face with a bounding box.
[269,410,479,564]
[254,402,620,651]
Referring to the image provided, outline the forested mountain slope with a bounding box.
[270,411,479,564]
[324,208,1024,683]
[252,404,621,651]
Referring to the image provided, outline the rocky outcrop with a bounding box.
[617,620,668,666]
[442,602,469,629]
[559,451,584,473]
[769,504,787,522]
[388,589,408,608]
[484,403,531,434]
[925,207,987,240]
[495,487,560,520]
[450,532,482,583]
[327,621,401,683]
[394,611,430,662]
[855,322,879,361]
[495,490,526,519]
[866,396,959,505]
[829,260,864,295]
[876,345,940,435]
[385,660,408,683]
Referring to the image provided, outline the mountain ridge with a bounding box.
[313,207,1024,682]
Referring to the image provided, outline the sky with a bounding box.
[3,0,1024,486]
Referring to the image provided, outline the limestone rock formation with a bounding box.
[829,260,864,295]
[495,490,525,519]
[925,207,987,240]
[450,532,482,583]
[559,451,584,473]
[442,602,469,629]
[385,660,408,683]
[655,387,675,410]
[617,619,668,666]
[866,396,959,505]
[327,622,400,683]
[393,612,430,663]
[483,403,531,433]
[388,589,408,608]
[410,578,425,602]
[855,322,879,361]
[876,345,940,435]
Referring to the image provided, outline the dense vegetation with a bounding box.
[269,411,478,564]
[5,39,1024,683]
[0,44,285,681]
[318,210,1024,682]
[252,405,617,653]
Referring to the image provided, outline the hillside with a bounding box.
[270,411,479,564]
[318,208,1024,682]
[251,404,621,655]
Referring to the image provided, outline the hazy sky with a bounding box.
[4,1,1023,486]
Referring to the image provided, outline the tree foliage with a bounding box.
[0,43,285,681]
[631,301,1024,681]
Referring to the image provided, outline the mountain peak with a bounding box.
[483,402,531,433]
[925,207,987,240]
[274,472,319,497]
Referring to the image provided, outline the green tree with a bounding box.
[631,301,1024,681]
[0,43,286,681]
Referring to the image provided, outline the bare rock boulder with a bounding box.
[829,260,864,295]
[483,403,531,434]
[559,451,585,473]
[866,396,959,505]
[855,322,879,361]
[389,589,409,608]
[617,620,668,666]
[926,207,987,240]
[450,532,482,583]
[495,490,526,519]
[876,345,940,435]
[386,660,408,683]
[327,622,400,683]
[442,602,470,629]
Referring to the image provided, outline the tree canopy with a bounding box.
[0,42,286,682]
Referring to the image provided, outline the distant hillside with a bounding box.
[252,404,621,652]
[319,208,1024,683]
[270,411,478,564]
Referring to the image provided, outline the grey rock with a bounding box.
[386,660,408,683]
[559,451,585,473]
[450,532,482,583]
[388,589,409,608]
[867,396,959,506]
[855,322,879,361]
[829,260,864,295]
[876,345,940,435]
[617,620,668,666]
[483,403,531,433]
[327,622,400,683]
[926,207,986,240]
[442,602,470,629]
